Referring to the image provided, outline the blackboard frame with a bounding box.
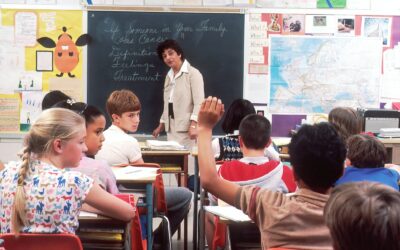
[87,10,244,134]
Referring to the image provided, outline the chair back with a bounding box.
[116,163,168,214]
[114,193,146,250]
[1,233,83,250]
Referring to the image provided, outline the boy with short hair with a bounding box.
[198,97,346,249]
[96,89,143,166]
[207,114,296,249]
[324,182,400,250]
[217,114,296,193]
[96,89,192,244]
[335,134,400,190]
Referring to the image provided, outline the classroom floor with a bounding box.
[162,175,201,250]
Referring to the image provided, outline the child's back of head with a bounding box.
[239,114,271,150]
[106,89,141,119]
[41,90,71,110]
[328,107,362,143]
[325,182,400,250]
[289,122,346,192]
[347,134,387,168]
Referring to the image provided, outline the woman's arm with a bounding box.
[188,67,205,139]
[84,184,135,222]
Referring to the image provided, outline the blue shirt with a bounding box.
[335,166,400,190]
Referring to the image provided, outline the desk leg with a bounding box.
[193,156,199,250]
[198,189,205,250]
[146,183,153,250]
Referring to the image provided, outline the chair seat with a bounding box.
[1,233,83,250]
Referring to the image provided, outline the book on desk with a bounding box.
[204,203,251,223]
[145,139,185,151]
[112,166,159,181]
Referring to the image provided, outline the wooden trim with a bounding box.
[86,5,243,14]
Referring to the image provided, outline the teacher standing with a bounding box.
[152,39,204,172]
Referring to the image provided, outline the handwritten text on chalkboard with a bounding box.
[102,17,228,83]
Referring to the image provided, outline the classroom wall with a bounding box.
[1,1,400,162]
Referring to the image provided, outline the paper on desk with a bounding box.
[204,205,251,222]
[79,211,98,217]
[146,140,185,150]
[112,166,158,181]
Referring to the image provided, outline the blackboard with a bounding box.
[87,11,244,134]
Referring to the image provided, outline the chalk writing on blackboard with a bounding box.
[101,17,228,83]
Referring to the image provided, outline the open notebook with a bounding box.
[204,205,251,222]
[111,166,159,181]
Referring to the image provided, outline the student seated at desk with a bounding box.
[95,89,192,245]
[74,104,119,194]
[43,97,119,195]
[197,97,347,249]
[206,114,296,250]
[325,182,400,250]
[0,108,134,234]
[211,98,279,161]
[335,134,400,190]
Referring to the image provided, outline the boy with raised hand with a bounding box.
[197,96,346,250]
[206,114,296,249]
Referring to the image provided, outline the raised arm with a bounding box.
[197,96,240,206]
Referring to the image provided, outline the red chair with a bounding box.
[114,193,146,250]
[0,233,83,250]
[116,163,172,250]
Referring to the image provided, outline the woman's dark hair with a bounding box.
[53,100,104,127]
[221,99,255,134]
[347,134,387,168]
[42,90,71,110]
[289,122,346,191]
[156,39,185,61]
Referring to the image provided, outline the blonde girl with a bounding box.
[0,108,134,234]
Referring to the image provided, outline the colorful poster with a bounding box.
[317,0,346,8]
[362,17,392,47]
[282,14,305,34]
[20,91,44,131]
[0,94,20,133]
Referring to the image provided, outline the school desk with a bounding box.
[275,137,400,164]
[111,167,156,250]
[379,138,400,164]
[140,142,190,188]
[204,205,260,250]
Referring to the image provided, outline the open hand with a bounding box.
[198,96,224,130]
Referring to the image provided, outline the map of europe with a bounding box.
[269,36,382,113]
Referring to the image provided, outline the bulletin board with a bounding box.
[243,10,400,136]
[0,9,86,132]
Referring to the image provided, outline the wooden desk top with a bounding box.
[111,166,157,184]
[379,137,400,144]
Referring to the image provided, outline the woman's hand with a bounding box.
[152,123,165,138]
[188,121,198,140]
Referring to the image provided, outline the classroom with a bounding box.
[1,0,400,250]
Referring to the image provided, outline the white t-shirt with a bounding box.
[95,125,142,166]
